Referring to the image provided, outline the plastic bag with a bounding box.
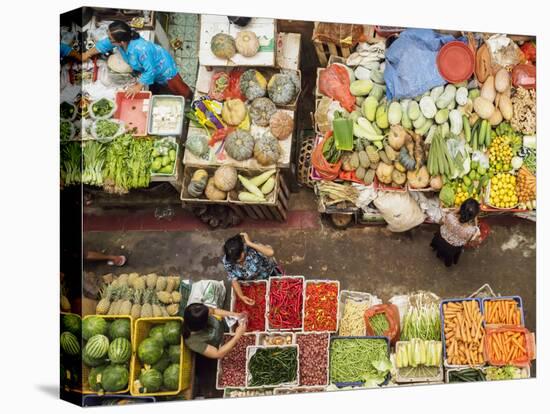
[373,191,425,232]
[312,22,364,47]
[364,304,400,345]
[209,72,230,101]
[384,29,456,100]
[224,68,246,101]
[484,325,535,368]
[409,191,444,224]
[485,34,522,69]
[319,64,355,113]
[512,64,536,89]
[187,280,226,309]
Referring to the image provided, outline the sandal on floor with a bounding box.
[107,256,127,266]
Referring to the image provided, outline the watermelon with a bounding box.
[102,364,129,392]
[83,316,108,341]
[163,363,180,390]
[168,345,181,363]
[108,338,131,363]
[139,368,163,393]
[88,365,107,392]
[163,321,182,345]
[151,353,171,373]
[61,331,81,356]
[109,318,131,340]
[62,314,81,336]
[138,338,163,365]
[84,334,110,359]
[83,351,107,367]
[148,325,166,346]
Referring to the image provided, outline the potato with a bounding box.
[473,97,495,120]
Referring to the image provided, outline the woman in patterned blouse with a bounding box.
[431,198,481,267]
[222,233,280,305]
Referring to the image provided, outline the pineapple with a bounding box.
[60,295,71,312]
[111,278,120,290]
[130,289,142,320]
[118,274,129,288]
[102,273,114,285]
[107,287,121,315]
[152,295,163,317]
[165,278,175,294]
[155,276,167,292]
[146,273,158,289]
[133,275,146,290]
[166,303,179,316]
[156,291,173,305]
[140,289,153,318]
[161,306,169,317]
[128,273,139,287]
[170,275,181,288]
[96,284,113,315]
[171,291,181,303]
[119,287,133,315]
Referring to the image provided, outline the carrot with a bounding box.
[512,337,526,353]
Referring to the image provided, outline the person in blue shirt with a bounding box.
[82,20,192,99]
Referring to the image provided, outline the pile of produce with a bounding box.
[318,181,359,206]
[516,167,536,210]
[488,173,518,209]
[485,366,526,380]
[511,87,536,135]
[61,120,75,141]
[94,119,121,139]
[448,368,486,382]
[484,299,522,325]
[96,273,182,318]
[259,333,293,346]
[60,314,82,391]
[442,300,484,366]
[211,31,260,59]
[296,333,329,386]
[225,388,274,398]
[61,142,81,186]
[80,316,131,393]
[151,138,177,175]
[91,98,115,119]
[401,301,440,341]
[233,282,267,332]
[488,136,514,173]
[247,346,298,387]
[368,314,389,336]
[235,170,277,203]
[218,334,256,388]
[61,101,76,120]
[338,298,370,336]
[329,338,390,385]
[102,134,153,194]
[82,141,106,186]
[486,328,529,366]
[303,281,339,332]
[134,321,182,393]
[267,277,304,330]
[395,339,442,370]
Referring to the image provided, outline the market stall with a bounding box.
[308,25,536,228]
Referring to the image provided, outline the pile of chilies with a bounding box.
[234,282,267,331]
[268,278,304,329]
[218,334,256,388]
[304,282,339,331]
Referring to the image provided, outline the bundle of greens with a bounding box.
[91,98,115,118]
[128,137,153,188]
[401,293,441,341]
[61,120,74,141]
[95,119,120,139]
[61,142,81,186]
[82,141,106,186]
[60,101,76,120]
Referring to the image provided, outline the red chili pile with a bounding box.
[268,277,304,330]
[234,282,267,332]
[303,282,339,331]
[297,333,329,386]
[217,334,256,388]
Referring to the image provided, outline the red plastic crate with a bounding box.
[114,91,152,136]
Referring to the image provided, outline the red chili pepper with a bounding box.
[234,282,266,331]
[208,127,234,147]
[268,278,303,329]
[520,41,536,63]
[303,282,338,331]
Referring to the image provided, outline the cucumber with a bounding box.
[463,115,471,142]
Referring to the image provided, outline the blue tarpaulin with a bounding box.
[384,29,459,100]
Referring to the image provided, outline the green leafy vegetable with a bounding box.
[92,98,115,118]
[60,102,76,120]
[82,141,106,186]
[60,120,73,141]
[61,142,81,186]
[248,347,298,386]
[485,366,523,381]
[95,119,120,139]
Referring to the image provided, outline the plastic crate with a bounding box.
[148,95,185,136]
[394,341,444,383]
[302,280,340,333]
[130,317,184,396]
[216,333,257,390]
[273,386,326,394]
[82,395,155,406]
[440,298,485,368]
[223,387,275,398]
[329,336,390,387]
[481,296,525,326]
[113,91,151,136]
[266,276,305,331]
[151,137,179,177]
[246,345,300,388]
[257,332,295,346]
[337,290,381,337]
[81,315,133,395]
[444,367,486,383]
[181,344,193,391]
[296,332,330,387]
[229,280,269,333]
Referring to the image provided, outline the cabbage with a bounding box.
[439,184,455,207]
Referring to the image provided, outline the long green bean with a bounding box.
[369,314,389,335]
[330,338,388,383]
[248,347,298,386]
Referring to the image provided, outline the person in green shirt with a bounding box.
[183,303,247,359]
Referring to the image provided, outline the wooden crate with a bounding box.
[180,165,229,205]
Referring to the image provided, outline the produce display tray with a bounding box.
[440,298,485,369]
[150,138,179,177]
[245,344,300,388]
[228,169,280,206]
[223,387,275,398]
[257,331,296,346]
[273,386,326,395]
[180,165,230,204]
[295,332,331,387]
[394,341,444,384]
[266,276,305,332]
[302,279,340,333]
[229,280,269,333]
[130,317,184,397]
[216,333,258,390]
[337,290,382,336]
[147,95,185,137]
[113,91,151,136]
[329,336,390,388]
[481,296,525,327]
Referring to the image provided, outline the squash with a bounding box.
[473,97,495,120]
[254,132,281,166]
[495,68,510,93]
[186,134,209,157]
[499,94,513,120]
[392,169,406,185]
[240,69,267,101]
[267,74,297,105]
[249,97,276,126]
[235,31,259,57]
[430,175,443,191]
[407,166,430,189]
[225,130,255,161]
[480,76,496,103]
[213,165,238,191]
[269,111,294,140]
[210,33,236,59]
[222,99,247,126]
[388,125,407,150]
[488,108,503,126]
[205,177,227,201]
[376,162,394,184]
[187,169,208,198]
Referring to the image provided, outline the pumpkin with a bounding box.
[222,99,247,126]
[205,177,227,201]
[186,134,209,157]
[254,132,281,166]
[225,130,255,161]
[187,169,208,198]
[269,111,294,140]
[240,69,267,101]
[210,33,236,59]
[214,166,238,191]
[235,31,259,57]
[249,97,276,126]
[268,74,297,105]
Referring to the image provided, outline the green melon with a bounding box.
[108,319,131,340]
[148,325,166,346]
[163,321,182,345]
[163,363,180,390]
[168,345,181,363]
[82,316,108,341]
[88,365,107,392]
[151,353,171,373]
[139,368,163,393]
[62,314,81,336]
[61,331,81,356]
[108,338,131,363]
[83,351,107,367]
[84,334,110,359]
[102,364,129,392]
[138,338,163,365]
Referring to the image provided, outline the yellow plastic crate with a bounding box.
[81,315,133,395]
[130,317,184,397]
[180,344,193,391]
